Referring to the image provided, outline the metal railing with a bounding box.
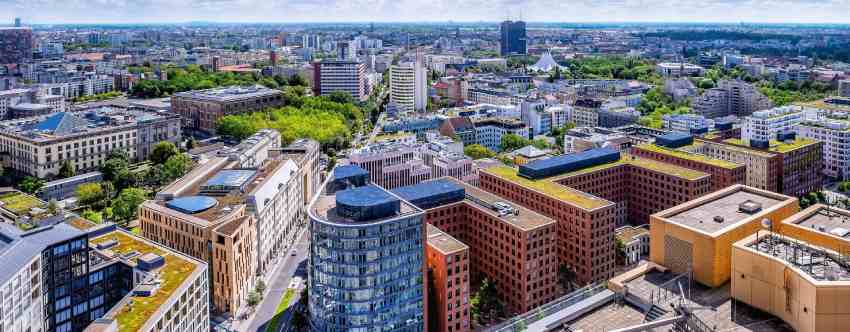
[488,283,607,332]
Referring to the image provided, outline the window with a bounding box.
[55,296,70,310]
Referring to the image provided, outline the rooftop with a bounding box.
[426,224,468,255]
[659,185,793,236]
[311,180,421,226]
[0,191,45,216]
[721,138,817,154]
[786,204,850,239]
[91,230,204,332]
[484,165,612,210]
[743,233,850,282]
[0,107,176,142]
[454,177,555,231]
[635,143,741,169]
[172,85,281,102]
[615,225,649,244]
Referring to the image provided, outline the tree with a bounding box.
[110,188,147,223]
[470,278,503,324]
[58,160,76,178]
[101,156,130,183]
[255,280,267,295]
[150,142,179,165]
[327,91,354,105]
[698,78,715,89]
[18,176,44,195]
[532,138,551,150]
[247,291,261,307]
[288,75,308,87]
[615,238,627,265]
[185,137,197,150]
[76,183,105,207]
[163,153,193,180]
[81,209,103,223]
[500,134,531,152]
[464,144,496,160]
[46,199,59,215]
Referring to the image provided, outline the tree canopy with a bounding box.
[150,142,179,165]
[464,144,496,160]
[500,134,531,152]
[110,188,147,223]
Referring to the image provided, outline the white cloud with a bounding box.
[5,0,850,23]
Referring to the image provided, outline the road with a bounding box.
[242,230,310,332]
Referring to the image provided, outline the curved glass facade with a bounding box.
[308,212,425,332]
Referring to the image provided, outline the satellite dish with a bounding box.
[761,218,772,230]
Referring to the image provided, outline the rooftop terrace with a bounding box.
[91,230,204,332]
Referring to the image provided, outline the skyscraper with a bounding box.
[500,20,527,56]
[14,17,21,27]
[389,49,427,112]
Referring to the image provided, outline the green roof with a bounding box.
[485,165,612,210]
[484,155,709,210]
[636,143,742,169]
[91,231,201,332]
[768,138,818,153]
[0,192,45,216]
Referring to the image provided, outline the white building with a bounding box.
[389,54,426,113]
[798,115,850,180]
[615,225,650,266]
[313,60,368,101]
[741,106,816,143]
[473,118,529,152]
[656,62,705,77]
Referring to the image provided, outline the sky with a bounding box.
[5,0,850,24]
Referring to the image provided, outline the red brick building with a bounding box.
[426,225,471,332]
[393,178,558,316]
[631,143,747,192]
[477,148,712,285]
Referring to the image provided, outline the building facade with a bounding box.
[499,21,527,56]
[0,28,33,65]
[171,85,284,135]
[312,60,368,102]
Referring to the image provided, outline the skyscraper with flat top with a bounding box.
[500,20,527,56]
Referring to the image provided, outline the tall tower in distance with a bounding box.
[14,18,21,27]
[500,20,527,56]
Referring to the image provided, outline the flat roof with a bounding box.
[743,233,850,282]
[426,224,468,255]
[484,165,612,210]
[202,169,256,188]
[635,143,741,169]
[173,85,281,102]
[786,204,850,239]
[662,186,791,235]
[311,182,421,226]
[453,177,555,231]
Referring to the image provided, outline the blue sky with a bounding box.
[4,0,850,24]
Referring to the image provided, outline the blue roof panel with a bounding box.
[203,169,256,188]
[333,165,369,180]
[166,196,218,214]
[392,179,465,209]
[518,148,620,179]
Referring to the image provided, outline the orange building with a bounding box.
[426,225,470,332]
[478,148,711,285]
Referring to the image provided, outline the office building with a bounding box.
[425,225,470,332]
[499,21,527,56]
[279,139,322,208]
[472,118,529,152]
[390,54,427,112]
[742,106,812,143]
[692,80,773,118]
[345,139,476,189]
[655,62,705,77]
[37,171,103,202]
[395,178,557,315]
[171,85,284,135]
[631,133,746,192]
[14,18,21,27]
[649,184,798,287]
[0,28,33,65]
[686,137,822,197]
[0,88,65,120]
[662,114,714,133]
[479,148,712,284]
[308,167,426,331]
[562,127,632,154]
[840,80,850,98]
[0,107,180,178]
[798,115,850,180]
[312,60,368,102]
[302,34,321,49]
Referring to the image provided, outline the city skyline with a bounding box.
[6,0,850,24]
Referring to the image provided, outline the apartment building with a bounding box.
[390,54,427,113]
[394,178,558,315]
[741,105,814,143]
[478,148,712,285]
[308,167,426,331]
[0,106,180,178]
[312,60,368,101]
[655,62,705,77]
[798,116,850,180]
[692,80,773,119]
[425,225,471,332]
[171,85,284,135]
[278,139,322,207]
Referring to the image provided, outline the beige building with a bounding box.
[732,230,850,332]
[0,106,180,178]
[650,184,799,287]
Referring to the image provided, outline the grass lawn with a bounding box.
[265,288,296,332]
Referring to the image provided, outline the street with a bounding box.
[242,230,310,332]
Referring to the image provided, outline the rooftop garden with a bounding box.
[484,166,611,210]
[636,143,741,169]
[768,138,818,153]
[91,231,198,332]
[0,192,45,216]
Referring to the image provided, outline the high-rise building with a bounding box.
[312,60,368,101]
[14,17,21,27]
[308,166,426,331]
[0,27,33,65]
[389,51,427,112]
[499,20,527,56]
[302,34,321,49]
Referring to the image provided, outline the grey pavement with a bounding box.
[242,230,310,332]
